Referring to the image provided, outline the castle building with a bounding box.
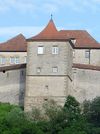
[0,34,27,66]
[0,19,100,111]
[0,21,100,67]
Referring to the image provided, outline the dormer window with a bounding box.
[38,46,44,54]
[52,46,59,54]
[71,39,76,44]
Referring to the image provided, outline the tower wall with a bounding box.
[24,41,73,111]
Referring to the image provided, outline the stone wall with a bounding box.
[24,76,69,111]
[91,49,100,65]
[0,68,26,105]
[70,68,100,103]
[27,41,73,77]
[25,41,73,111]
[73,49,100,65]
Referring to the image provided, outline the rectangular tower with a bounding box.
[24,19,73,111]
[24,41,73,111]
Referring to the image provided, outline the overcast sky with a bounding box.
[0,0,100,42]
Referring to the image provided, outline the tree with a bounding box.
[64,95,81,124]
[43,100,67,134]
[83,97,100,126]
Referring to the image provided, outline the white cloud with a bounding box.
[45,0,100,13]
[43,3,58,14]
[0,0,99,14]
[0,0,59,15]
[0,0,36,13]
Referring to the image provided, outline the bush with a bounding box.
[83,97,100,126]
[1,96,100,134]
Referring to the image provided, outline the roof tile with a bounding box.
[0,34,27,52]
[28,20,100,48]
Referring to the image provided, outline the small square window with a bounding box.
[52,46,59,54]
[38,46,44,54]
[52,67,58,73]
[37,67,41,73]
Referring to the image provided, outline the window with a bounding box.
[0,57,6,64]
[73,50,75,58]
[37,67,41,73]
[10,57,15,64]
[85,50,90,58]
[38,46,44,54]
[10,57,19,64]
[71,39,76,44]
[24,56,27,63]
[15,57,19,64]
[52,46,59,54]
[52,67,58,73]
[0,57,2,64]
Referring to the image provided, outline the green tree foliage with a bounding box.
[83,97,100,125]
[83,97,100,134]
[1,96,100,134]
[0,103,44,134]
[64,95,81,123]
[89,97,100,125]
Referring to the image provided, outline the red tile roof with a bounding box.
[28,19,100,49]
[27,19,73,41]
[0,34,27,52]
[59,30,100,48]
[73,63,100,71]
[0,19,100,51]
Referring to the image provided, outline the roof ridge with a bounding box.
[0,34,27,52]
[59,30,86,31]
[7,34,25,43]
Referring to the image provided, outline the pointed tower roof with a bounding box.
[39,19,58,35]
[28,19,72,41]
[27,19,100,48]
[28,19,60,40]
